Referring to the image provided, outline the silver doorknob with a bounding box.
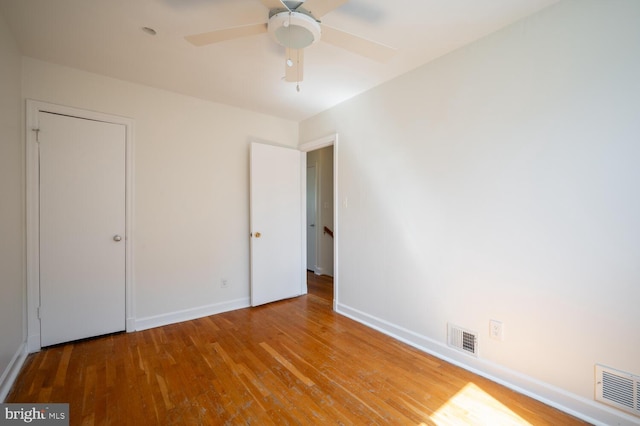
[113,235,122,242]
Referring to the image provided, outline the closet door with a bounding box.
[39,111,126,347]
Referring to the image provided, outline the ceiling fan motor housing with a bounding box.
[268,11,321,49]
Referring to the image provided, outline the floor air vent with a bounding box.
[595,364,640,417]
[447,324,478,357]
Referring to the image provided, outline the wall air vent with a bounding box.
[595,364,640,417]
[447,323,478,357]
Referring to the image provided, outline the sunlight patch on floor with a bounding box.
[425,382,532,425]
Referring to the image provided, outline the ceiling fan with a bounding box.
[185,0,396,89]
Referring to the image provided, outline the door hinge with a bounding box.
[32,128,40,143]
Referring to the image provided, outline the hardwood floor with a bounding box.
[7,273,587,425]
[306,271,333,302]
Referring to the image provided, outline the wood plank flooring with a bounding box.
[7,273,587,425]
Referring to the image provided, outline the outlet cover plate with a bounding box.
[490,319,504,341]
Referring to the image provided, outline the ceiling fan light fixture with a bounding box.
[268,11,320,49]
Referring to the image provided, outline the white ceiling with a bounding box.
[0,0,558,121]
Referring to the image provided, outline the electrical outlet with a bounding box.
[490,320,504,341]
[221,279,228,288]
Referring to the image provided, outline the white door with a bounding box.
[39,111,126,347]
[250,142,305,306]
[306,164,317,271]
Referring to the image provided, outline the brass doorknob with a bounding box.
[255,232,261,238]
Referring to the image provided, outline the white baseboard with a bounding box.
[0,342,28,402]
[27,334,40,353]
[313,267,334,277]
[336,302,640,426]
[25,299,250,353]
[126,317,135,332]
[135,297,251,331]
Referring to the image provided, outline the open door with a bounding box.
[250,142,305,306]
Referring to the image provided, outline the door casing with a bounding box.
[26,99,135,353]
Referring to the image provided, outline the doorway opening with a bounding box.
[301,134,337,308]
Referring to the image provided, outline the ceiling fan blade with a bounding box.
[321,25,396,62]
[185,23,267,46]
[284,48,304,82]
[301,0,349,18]
[258,0,288,10]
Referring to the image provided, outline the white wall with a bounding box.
[300,0,640,424]
[22,57,298,326]
[0,12,26,400]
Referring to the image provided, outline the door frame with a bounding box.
[26,100,135,353]
[299,134,338,310]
